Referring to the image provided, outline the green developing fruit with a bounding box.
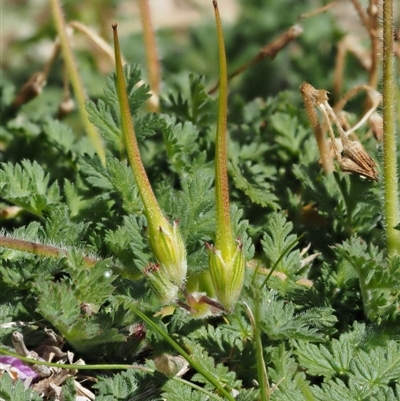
[144,262,180,305]
[207,240,245,311]
[147,219,187,287]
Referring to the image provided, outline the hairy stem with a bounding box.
[0,235,97,267]
[213,0,234,257]
[382,0,400,257]
[50,0,106,164]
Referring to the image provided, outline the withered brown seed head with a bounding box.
[300,82,329,105]
[340,139,378,181]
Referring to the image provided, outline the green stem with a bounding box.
[112,23,164,224]
[382,0,400,257]
[213,0,234,258]
[356,268,373,320]
[260,235,302,290]
[0,348,223,401]
[49,0,106,164]
[127,301,236,401]
[244,302,269,401]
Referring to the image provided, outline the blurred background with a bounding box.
[3,0,384,107]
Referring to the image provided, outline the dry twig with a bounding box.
[208,24,303,94]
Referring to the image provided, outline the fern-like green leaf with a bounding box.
[0,374,42,401]
[105,214,150,279]
[230,162,279,210]
[174,169,215,244]
[94,369,140,401]
[231,205,255,260]
[87,64,151,156]
[294,339,352,379]
[0,160,61,217]
[161,115,204,174]
[270,112,309,160]
[86,98,122,153]
[163,73,216,127]
[79,155,114,191]
[350,341,400,389]
[334,237,400,319]
[106,157,142,214]
[268,345,308,396]
[35,272,123,352]
[161,381,207,401]
[260,212,303,293]
[188,324,245,360]
[310,378,371,401]
[189,344,242,391]
[44,204,89,245]
[43,118,92,158]
[61,377,77,401]
[259,291,335,341]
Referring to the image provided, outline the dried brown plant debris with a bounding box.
[300,82,379,181]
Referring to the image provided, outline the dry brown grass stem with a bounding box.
[299,1,338,20]
[208,24,303,94]
[139,0,161,112]
[350,0,380,88]
[11,42,61,109]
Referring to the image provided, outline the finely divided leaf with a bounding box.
[260,293,334,341]
[163,73,216,127]
[268,345,308,396]
[190,344,241,391]
[87,64,151,155]
[161,381,207,401]
[107,157,142,214]
[105,65,151,115]
[161,115,204,174]
[94,369,140,401]
[86,98,122,153]
[270,112,309,160]
[295,339,351,379]
[61,377,77,401]
[0,374,42,401]
[175,169,215,243]
[105,214,150,278]
[261,212,301,284]
[44,204,89,245]
[334,237,400,318]
[0,160,61,216]
[79,155,114,191]
[188,324,245,358]
[350,341,400,389]
[230,162,279,210]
